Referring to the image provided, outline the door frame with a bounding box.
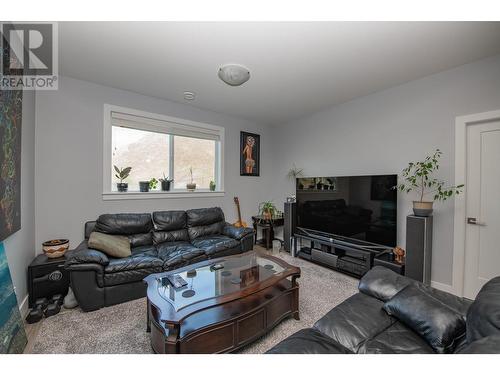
[453,109,500,297]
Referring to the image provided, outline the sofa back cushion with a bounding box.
[95,213,153,235]
[186,207,225,240]
[152,211,189,244]
[466,276,500,343]
[383,285,466,354]
[94,213,154,247]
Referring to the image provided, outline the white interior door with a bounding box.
[464,120,500,299]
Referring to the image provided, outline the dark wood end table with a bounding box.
[252,215,285,250]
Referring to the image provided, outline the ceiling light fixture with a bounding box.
[183,91,195,101]
[218,64,250,86]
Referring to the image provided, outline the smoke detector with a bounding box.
[183,91,196,100]
[218,64,250,86]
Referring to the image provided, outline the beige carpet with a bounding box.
[28,250,358,354]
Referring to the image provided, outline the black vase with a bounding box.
[116,183,128,192]
[161,180,171,191]
[139,181,150,192]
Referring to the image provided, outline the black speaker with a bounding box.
[405,215,433,285]
[284,201,296,252]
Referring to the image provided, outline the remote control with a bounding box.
[211,263,224,271]
[167,274,188,288]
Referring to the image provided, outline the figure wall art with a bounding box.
[240,131,260,176]
[0,89,23,242]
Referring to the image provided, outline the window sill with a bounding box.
[102,190,225,201]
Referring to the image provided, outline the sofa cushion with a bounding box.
[466,276,500,343]
[131,245,158,258]
[153,229,189,244]
[95,213,153,235]
[104,256,163,286]
[156,241,206,269]
[128,232,153,247]
[186,207,225,240]
[383,285,466,354]
[358,321,434,354]
[153,210,187,231]
[459,334,500,354]
[266,329,353,354]
[191,235,240,256]
[88,232,131,258]
[313,292,395,352]
[359,266,416,302]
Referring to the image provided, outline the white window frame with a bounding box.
[102,104,225,200]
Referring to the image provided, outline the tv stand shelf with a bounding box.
[293,232,391,278]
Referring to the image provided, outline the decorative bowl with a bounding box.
[42,239,69,258]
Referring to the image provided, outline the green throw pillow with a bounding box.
[88,232,131,258]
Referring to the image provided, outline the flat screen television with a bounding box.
[296,174,397,247]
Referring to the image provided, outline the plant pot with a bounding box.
[413,201,433,217]
[263,211,272,220]
[209,182,216,191]
[186,183,196,191]
[139,181,150,192]
[161,180,172,191]
[116,183,128,192]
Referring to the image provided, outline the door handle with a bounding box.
[467,217,487,226]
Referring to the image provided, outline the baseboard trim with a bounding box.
[19,294,29,319]
[431,281,456,295]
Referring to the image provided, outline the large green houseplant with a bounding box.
[396,149,463,216]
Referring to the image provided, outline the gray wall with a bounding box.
[4,90,36,312]
[270,54,500,287]
[35,76,271,249]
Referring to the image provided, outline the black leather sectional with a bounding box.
[65,207,254,311]
[268,266,500,354]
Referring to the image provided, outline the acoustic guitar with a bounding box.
[233,197,248,228]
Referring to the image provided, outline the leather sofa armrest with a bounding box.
[222,222,255,240]
[65,240,110,268]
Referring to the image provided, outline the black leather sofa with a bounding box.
[267,266,500,354]
[300,199,372,237]
[65,207,254,311]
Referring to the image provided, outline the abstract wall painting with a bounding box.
[0,89,23,242]
[240,131,260,176]
[0,242,27,353]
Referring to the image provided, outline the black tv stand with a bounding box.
[293,230,391,278]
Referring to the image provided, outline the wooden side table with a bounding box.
[252,215,284,250]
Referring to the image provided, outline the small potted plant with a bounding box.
[149,178,158,191]
[159,173,173,191]
[139,181,150,192]
[395,149,464,216]
[186,167,196,191]
[209,180,216,191]
[114,165,131,192]
[259,201,277,220]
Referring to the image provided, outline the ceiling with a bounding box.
[59,22,500,125]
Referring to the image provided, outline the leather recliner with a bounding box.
[65,207,254,311]
[267,266,500,354]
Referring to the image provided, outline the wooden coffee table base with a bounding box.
[147,278,299,354]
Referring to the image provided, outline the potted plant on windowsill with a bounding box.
[395,149,464,217]
[114,165,132,192]
[139,181,150,192]
[160,173,173,191]
[186,167,196,191]
[209,180,216,191]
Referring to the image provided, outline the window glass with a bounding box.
[111,126,170,191]
[173,136,216,189]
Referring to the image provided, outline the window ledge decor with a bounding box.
[102,190,225,201]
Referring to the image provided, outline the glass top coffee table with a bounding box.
[144,251,300,354]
